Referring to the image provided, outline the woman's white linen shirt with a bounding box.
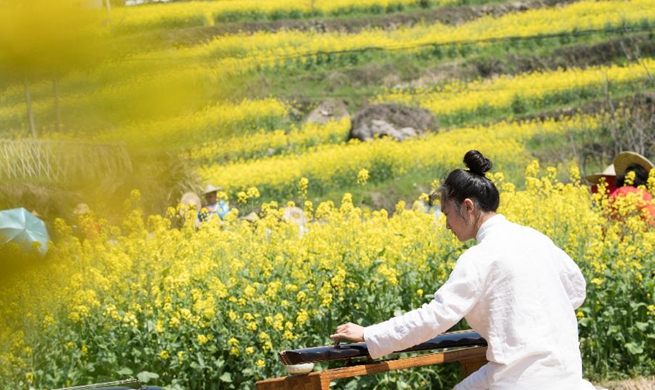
[363,214,591,390]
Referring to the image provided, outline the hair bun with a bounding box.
[463,150,493,175]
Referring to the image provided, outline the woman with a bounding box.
[331,150,594,390]
[199,184,231,222]
[609,152,655,225]
[584,164,616,194]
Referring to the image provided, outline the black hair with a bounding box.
[616,163,649,188]
[439,150,500,214]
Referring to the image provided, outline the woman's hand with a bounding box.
[330,322,365,343]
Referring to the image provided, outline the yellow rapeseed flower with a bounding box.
[196,334,209,345]
[357,169,370,185]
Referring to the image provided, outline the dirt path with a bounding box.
[601,378,655,390]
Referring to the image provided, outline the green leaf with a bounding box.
[635,321,648,332]
[625,342,643,355]
[116,367,133,376]
[242,368,254,376]
[344,377,361,390]
[220,372,232,383]
[137,371,160,384]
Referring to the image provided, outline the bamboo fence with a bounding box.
[0,139,132,182]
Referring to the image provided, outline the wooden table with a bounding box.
[256,345,488,390]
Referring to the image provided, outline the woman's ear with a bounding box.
[463,198,475,213]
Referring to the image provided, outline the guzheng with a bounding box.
[278,330,486,365]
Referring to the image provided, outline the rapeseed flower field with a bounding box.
[0,0,654,388]
[1,167,653,389]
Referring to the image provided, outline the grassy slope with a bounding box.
[0,0,653,217]
[1,0,651,135]
[226,29,655,209]
[241,32,655,111]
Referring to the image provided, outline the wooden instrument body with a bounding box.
[256,330,488,390]
[278,330,486,365]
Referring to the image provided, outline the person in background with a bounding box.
[179,191,201,227]
[282,206,308,235]
[72,203,101,240]
[199,184,230,222]
[609,151,655,225]
[331,150,595,390]
[585,164,616,194]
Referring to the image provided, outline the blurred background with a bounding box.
[0,1,654,389]
[0,0,653,225]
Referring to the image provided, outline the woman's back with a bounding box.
[462,216,587,389]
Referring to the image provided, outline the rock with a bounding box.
[355,118,407,140]
[370,119,400,139]
[511,1,528,11]
[349,103,438,142]
[304,99,350,125]
[400,127,417,137]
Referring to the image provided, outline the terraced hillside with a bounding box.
[1,0,653,215]
[0,1,654,390]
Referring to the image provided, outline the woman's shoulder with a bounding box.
[487,218,554,249]
[610,186,652,199]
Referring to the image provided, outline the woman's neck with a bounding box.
[473,211,496,234]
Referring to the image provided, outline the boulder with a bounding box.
[349,103,438,142]
[304,99,350,125]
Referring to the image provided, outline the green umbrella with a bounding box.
[0,207,49,257]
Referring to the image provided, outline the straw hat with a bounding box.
[202,184,223,195]
[283,206,306,226]
[73,203,91,215]
[613,151,654,176]
[241,211,260,222]
[584,164,616,184]
[180,192,201,212]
